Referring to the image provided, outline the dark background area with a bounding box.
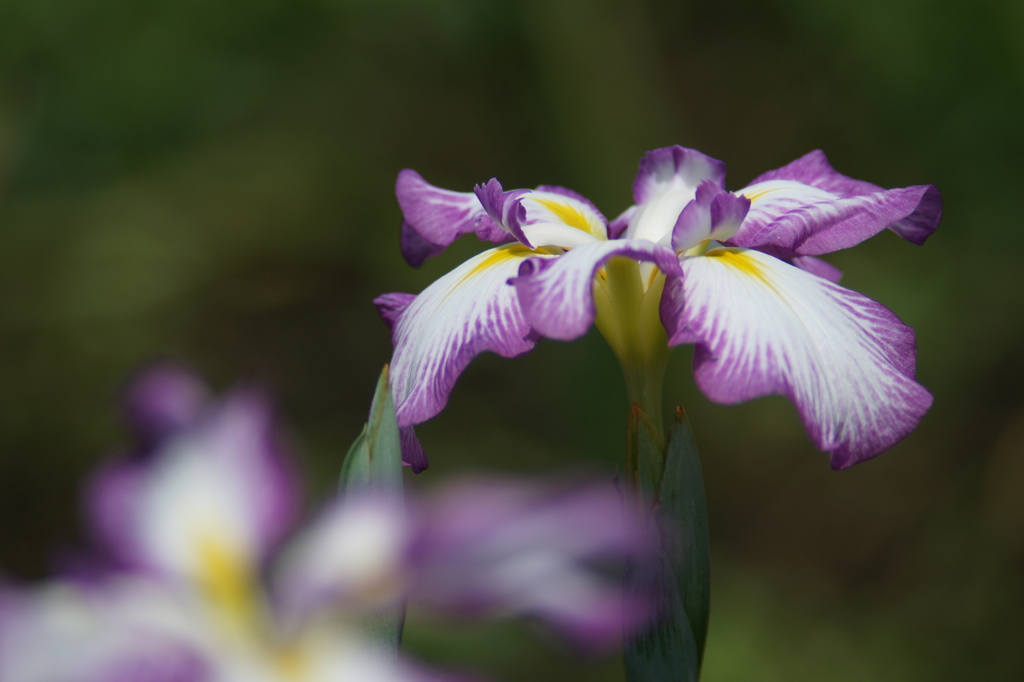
[1,0,1023,679]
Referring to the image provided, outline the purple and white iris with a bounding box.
[0,365,651,682]
[378,147,941,470]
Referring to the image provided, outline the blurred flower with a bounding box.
[0,365,652,682]
[378,147,941,468]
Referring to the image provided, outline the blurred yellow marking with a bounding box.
[534,198,597,236]
[197,537,257,628]
[275,645,309,681]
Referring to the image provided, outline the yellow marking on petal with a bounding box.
[534,198,598,237]
[275,645,310,681]
[742,187,782,203]
[705,249,775,290]
[456,243,551,289]
[197,536,258,628]
[646,265,661,290]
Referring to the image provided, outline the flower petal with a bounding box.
[748,149,883,197]
[473,178,533,246]
[120,363,210,445]
[399,426,428,473]
[475,182,608,249]
[730,180,940,256]
[0,578,212,682]
[396,170,512,266]
[377,244,552,428]
[791,255,843,283]
[734,150,941,250]
[662,248,932,468]
[608,205,637,239]
[510,240,680,341]
[400,222,447,268]
[410,477,655,649]
[627,146,726,243]
[87,389,299,579]
[273,495,409,621]
[518,189,607,246]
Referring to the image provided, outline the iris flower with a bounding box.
[0,365,651,682]
[378,147,940,470]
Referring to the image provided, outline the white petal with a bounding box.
[386,244,554,427]
[518,191,607,247]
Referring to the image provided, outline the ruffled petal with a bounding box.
[733,150,941,251]
[748,149,883,197]
[671,180,750,250]
[473,178,533,246]
[730,180,940,256]
[378,244,552,427]
[396,170,512,266]
[510,240,680,341]
[662,248,932,468]
[626,146,727,243]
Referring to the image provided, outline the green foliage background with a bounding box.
[1,0,1023,679]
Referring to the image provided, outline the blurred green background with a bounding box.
[1,0,1023,679]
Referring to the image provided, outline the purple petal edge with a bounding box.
[395,169,511,265]
[747,150,941,246]
[84,461,148,569]
[400,427,429,473]
[375,292,417,333]
[791,255,843,283]
[401,222,447,268]
[474,179,533,247]
[120,362,210,445]
[535,185,608,224]
[608,206,636,240]
[633,146,727,204]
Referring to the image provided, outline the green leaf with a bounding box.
[339,365,403,496]
[338,365,406,650]
[624,406,710,682]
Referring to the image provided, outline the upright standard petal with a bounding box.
[510,240,680,342]
[627,146,727,243]
[661,248,932,468]
[732,150,941,252]
[377,243,554,428]
[671,180,750,251]
[396,170,512,267]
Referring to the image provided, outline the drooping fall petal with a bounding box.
[661,247,932,468]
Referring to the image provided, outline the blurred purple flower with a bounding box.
[378,147,941,468]
[0,365,654,682]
